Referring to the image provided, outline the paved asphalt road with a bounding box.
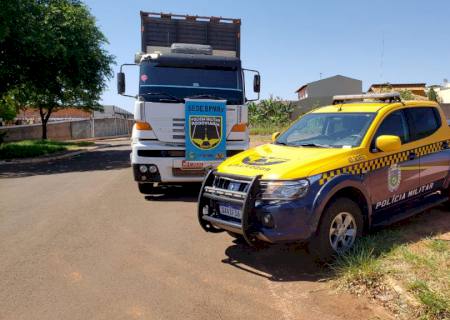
[0,138,397,320]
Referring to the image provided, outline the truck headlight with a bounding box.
[260,179,309,200]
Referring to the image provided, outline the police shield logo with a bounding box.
[242,155,289,166]
[388,164,401,192]
[189,115,222,150]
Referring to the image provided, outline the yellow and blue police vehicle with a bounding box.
[198,92,450,258]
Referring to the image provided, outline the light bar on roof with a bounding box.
[332,92,401,104]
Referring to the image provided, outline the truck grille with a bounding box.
[172,118,185,140]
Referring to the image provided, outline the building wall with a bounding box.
[368,85,426,96]
[307,76,362,98]
[297,87,308,100]
[291,76,362,119]
[438,88,450,103]
[0,119,133,142]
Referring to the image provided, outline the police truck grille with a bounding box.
[213,176,250,192]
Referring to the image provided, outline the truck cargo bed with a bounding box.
[140,12,241,57]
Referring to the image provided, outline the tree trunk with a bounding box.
[41,120,47,140]
[39,106,52,140]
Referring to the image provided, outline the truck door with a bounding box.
[405,107,450,192]
[366,110,421,224]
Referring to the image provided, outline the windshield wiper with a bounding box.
[140,92,184,102]
[297,143,332,148]
[186,94,225,100]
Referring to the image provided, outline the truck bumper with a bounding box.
[131,140,249,183]
[198,171,316,245]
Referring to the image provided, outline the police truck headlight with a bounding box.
[260,179,309,200]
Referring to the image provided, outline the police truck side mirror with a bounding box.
[117,72,125,95]
[376,135,401,153]
[253,74,261,93]
[271,131,280,142]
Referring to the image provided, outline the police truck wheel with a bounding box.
[308,198,363,261]
[138,183,155,194]
[444,186,450,209]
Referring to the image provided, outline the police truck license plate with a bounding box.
[219,204,242,219]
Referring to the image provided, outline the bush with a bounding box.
[248,96,294,134]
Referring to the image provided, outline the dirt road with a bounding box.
[0,138,392,320]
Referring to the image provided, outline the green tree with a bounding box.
[0,0,114,139]
[399,89,414,100]
[427,87,439,102]
[0,91,19,122]
[248,96,294,127]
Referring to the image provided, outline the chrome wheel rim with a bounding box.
[329,212,357,253]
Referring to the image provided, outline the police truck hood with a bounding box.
[217,143,353,180]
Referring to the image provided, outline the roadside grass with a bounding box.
[330,220,450,320]
[0,140,94,160]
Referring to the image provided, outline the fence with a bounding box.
[0,118,134,142]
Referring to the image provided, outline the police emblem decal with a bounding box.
[189,115,222,150]
[241,155,289,166]
[388,164,401,192]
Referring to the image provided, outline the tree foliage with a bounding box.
[248,96,294,128]
[0,0,115,138]
[0,91,19,122]
[427,87,439,102]
[399,89,414,101]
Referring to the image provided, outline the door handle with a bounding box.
[409,152,416,160]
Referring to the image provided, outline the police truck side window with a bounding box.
[405,107,440,140]
[373,110,410,144]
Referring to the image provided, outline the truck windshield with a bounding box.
[139,63,243,105]
[276,113,376,148]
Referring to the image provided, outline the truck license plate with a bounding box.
[219,203,242,219]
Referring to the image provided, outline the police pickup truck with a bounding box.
[198,93,450,258]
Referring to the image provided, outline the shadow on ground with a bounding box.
[144,183,201,203]
[0,148,130,178]
[221,206,449,282]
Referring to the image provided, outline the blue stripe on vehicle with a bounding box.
[140,84,243,92]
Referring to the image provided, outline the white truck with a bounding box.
[117,12,260,194]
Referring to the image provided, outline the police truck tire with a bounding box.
[138,183,155,194]
[444,186,450,210]
[308,198,363,261]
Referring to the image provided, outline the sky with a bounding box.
[84,0,450,113]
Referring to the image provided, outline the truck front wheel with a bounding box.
[138,183,155,194]
[308,198,363,261]
[444,186,450,210]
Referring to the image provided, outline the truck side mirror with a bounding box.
[117,72,125,95]
[253,74,261,93]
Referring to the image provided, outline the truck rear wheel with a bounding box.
[308,198,363,261]
[138,183,155,194]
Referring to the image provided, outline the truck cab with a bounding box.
[198,93,450,259]
[118,12,260,194]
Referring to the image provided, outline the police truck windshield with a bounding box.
[139,63,243,105]
[276,113,376,148]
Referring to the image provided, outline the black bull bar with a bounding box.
[197,170,263,246]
